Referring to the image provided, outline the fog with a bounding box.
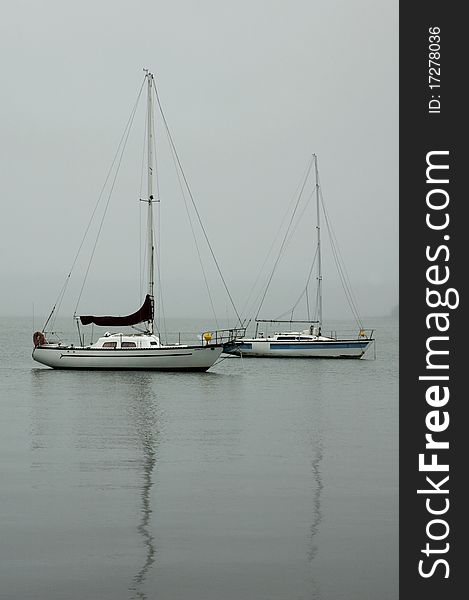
[0,0,398,326]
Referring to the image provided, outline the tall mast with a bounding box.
[314,154,323,329]
[146,70,155,333]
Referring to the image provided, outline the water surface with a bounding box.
[0,317,398,599]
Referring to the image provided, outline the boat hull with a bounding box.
[224,339,373,358]
[32,344,223,371]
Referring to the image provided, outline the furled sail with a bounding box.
[80,294,153,327]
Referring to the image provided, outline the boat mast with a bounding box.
[314,154,323,330]
[146,70,155,333]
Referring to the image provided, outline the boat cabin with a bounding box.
[269,331,320,341]
[274,334,319,341]
[91,332,161,349]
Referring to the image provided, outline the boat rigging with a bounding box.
[33,70,244,371]
[224,154,374,359]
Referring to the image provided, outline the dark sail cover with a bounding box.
[80,294,154,327]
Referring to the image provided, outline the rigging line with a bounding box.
[238,158,313,322]
[283,188,315,252]
[273,245,318,320]
[154,205,168,342]
[211,354,239,368]
[166,126,220,329]
[153,81,225,328]
[323,215,362,327]
[326,223,362,327]
[158,235,168,342]
[152,79,242,327]
[139,104,148,301]
[156,244,168,342]
[152,201,168,341]
[248,191,313,323]
[152,104,161,204]
[240,157,316,322]
[255,157,314,320]
[139,102,165,334]
[246,197,309,323]
[252,185,313,321]
[314,278,321,322]
[150,81,218,329]
[74,85,144,317]
[273,249,318,320]
[319,183,363,327]
[151,109,167,342]
[43,273,71,331]
[153,203,167,340]
[44,79,146,331]
[139,202,142,300]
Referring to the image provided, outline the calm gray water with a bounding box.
[0,317,398,600]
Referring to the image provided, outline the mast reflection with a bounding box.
[128,374,160,599]
[308,436,324,563]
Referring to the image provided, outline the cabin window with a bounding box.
[121,341,137,348]
[277,336,297,341]
[150,341,158,346]
[102,341,117,348]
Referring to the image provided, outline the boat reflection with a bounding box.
[30,369,161,599]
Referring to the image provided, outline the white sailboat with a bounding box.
[32,71,241,371]
[224,154,374,359]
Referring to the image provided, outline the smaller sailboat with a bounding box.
[224,154,374,359]
[224,325,372,359]
[32,71,242,371]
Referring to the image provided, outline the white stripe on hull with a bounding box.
[32,345,223,370]
[226,340,373,358]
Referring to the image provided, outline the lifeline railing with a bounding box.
[198,327,247,346]
[160,328,246,347]
[326,328,375,340]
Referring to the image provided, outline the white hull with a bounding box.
[225,338,373,359]
[32,344,223,371]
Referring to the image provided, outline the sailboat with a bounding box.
[32,71,241,371]
[223,154,374,359]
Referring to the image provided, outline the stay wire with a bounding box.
[240,157,315,322]
[152,109,167,340]
[44,78,146,332]
[318,181,363,328]
[152,79,242,327]
[74,81,145,317]
[273,245,318,320]
[139,105,148,300]
[255,157,314,320]
[166,130,220,329]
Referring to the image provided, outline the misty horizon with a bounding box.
[0,1,397,328]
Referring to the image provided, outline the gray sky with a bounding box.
[0,0,398,323]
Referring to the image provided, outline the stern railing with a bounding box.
[199,327,247,346]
